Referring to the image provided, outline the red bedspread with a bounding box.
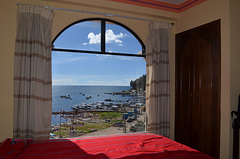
[1,133,214,159]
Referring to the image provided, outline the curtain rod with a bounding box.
[16,2,174,25]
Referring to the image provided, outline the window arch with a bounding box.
[52,18,145,57]
[51,18,147,136]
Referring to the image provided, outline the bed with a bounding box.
[0,133,214,159]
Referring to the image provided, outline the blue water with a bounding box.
[52,85,133,125]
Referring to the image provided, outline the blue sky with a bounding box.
[52,21,146,86]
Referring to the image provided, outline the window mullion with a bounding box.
[101,20,106,53]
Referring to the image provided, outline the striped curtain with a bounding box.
[146,21,172,138]
[13,4,54,140]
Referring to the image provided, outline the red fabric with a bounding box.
[2,133,214,159]
[0,138,31,159]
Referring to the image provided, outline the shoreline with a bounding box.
[51,110,146,139]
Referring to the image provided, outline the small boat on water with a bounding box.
[104,102,113,107]
[87,103,93,107]
[86,96,92,99]
[71,105,80,111]
[60,94,72,100]
[104,98,112,102]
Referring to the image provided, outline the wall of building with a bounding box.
[175,0,231,158]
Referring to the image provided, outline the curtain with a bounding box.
[13,4,54,140]
[146,21,172,138]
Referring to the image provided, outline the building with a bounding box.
[0,0,239,158]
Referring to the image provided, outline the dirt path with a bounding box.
[80,126,124,137]
[80,112,146,137]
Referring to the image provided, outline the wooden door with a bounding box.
[175,29,199,148]
[175,20,221,158]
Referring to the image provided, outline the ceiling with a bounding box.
[109,0,206,13]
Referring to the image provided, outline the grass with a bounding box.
[75,122,111,132]
[52,122,112,137]
[52,130,69,138]
[99,112,122,119]
[52,112,124,138]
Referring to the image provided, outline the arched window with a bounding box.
[51,18,146,138]
[52,18,145,57]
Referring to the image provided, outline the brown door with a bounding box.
[175,20,221,159]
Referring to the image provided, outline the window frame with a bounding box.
[52,18,146,57]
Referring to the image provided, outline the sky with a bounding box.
[52,21,146,86]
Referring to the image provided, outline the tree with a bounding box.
[129,74,146,92]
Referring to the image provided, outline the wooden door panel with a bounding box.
[175,20,220,159]
[175,31,194,146]
[199,38,213,156]
[189,37,201,151]
[198,20,221,158]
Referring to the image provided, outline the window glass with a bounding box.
[106,22,143,55]
[52,52,146,138]
[51,19,146,139]
[53,21,101,52]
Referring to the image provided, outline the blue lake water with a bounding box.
[52,85,134,125]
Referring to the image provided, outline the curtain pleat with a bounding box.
[146,21,172,138]
[13,4,54,140]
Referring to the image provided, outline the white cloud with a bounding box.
[52,79,78,85]
[88,32,101,44]
[96,54,111,57]
[83,43,87,45]
[52,56,86,64]
[53,77,129,86]
[87,29,126,46]
[105,29,126,44]
[94,54,139,61]
[114,39,122,43]
[115,56,135,61]
[87,80,129,86]
[52,75,96,85]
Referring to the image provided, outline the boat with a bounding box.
[86,96,92,99]
[104,102,113,107]
[60,94,72,100]
[80,103,90,110]
[104,98,112,102]
[71,105,80,111]
[87,103,93,107]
